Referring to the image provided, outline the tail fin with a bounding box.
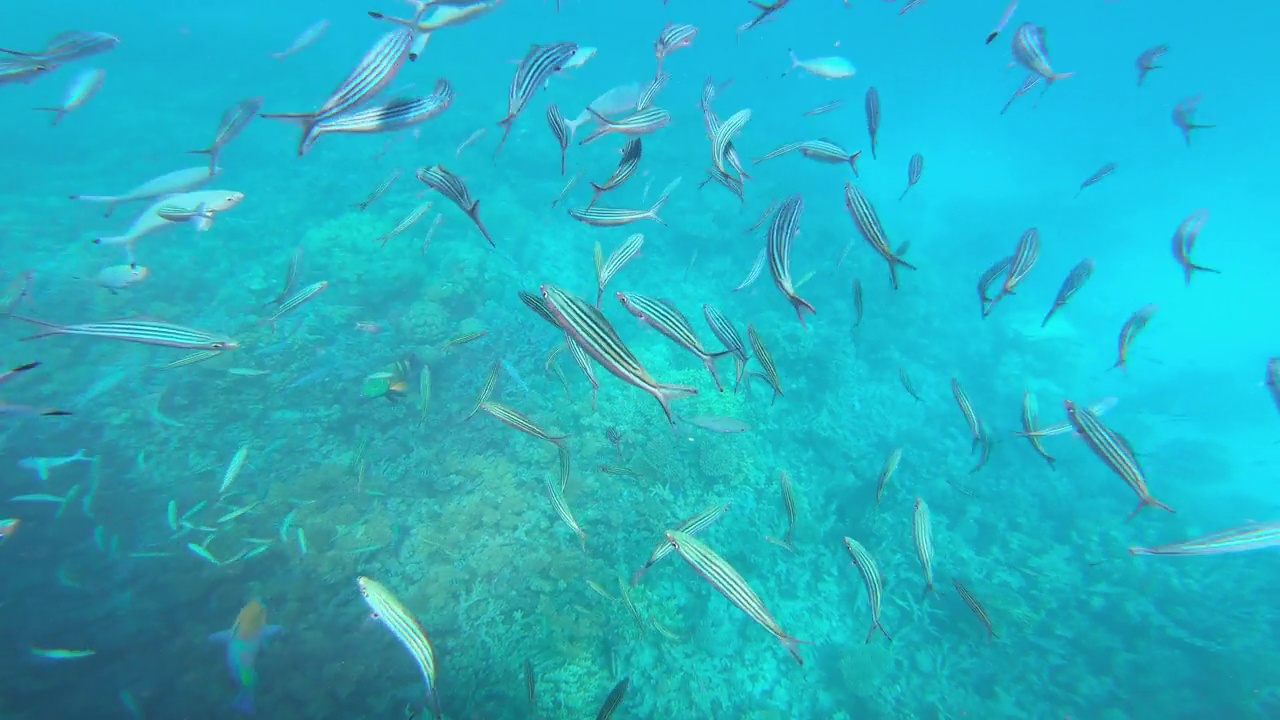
[1183,263,1221,286]
[230,690,254,715]
[33,107,66,125]
[1127,495,1176,522]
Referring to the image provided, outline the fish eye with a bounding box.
[211,342,227,350]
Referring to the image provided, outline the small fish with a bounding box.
[785,49,855,79]
[187,542,221,566]
[898,368,921,402]
[1112,304,1158,373]
[71,166,220,218]
[357,577,441,718]
[354,168,402,211]
[265,246,305,307]
[495,42,579,156]
[1172,95,1214,146]
[683,416,749,434]
[586,139,643,208]
[524,660,537,709]
[864,88,880,159]
[802,100,842,117]
[188,98,264,174]
[1041,258,1093,327]
[375,202,434,248]
[262,280,329,327]
[208,600,283,714]
[31,648,96,660]
[271,19,329,61]
[0,518,20,545]
[577,107,671,146]
[899,154,923,200]
[595,234,644,307]
[568,177,678,227]
[746,325,782,402]
[594,677,631,720]
[654,23,698,74]
[1130,521,1280,557]
[545,105,569,175]
[18,449,92,482]
[34,67,106,125]
[844,183,916,289]
[482,402,567,447]
[842,537,892,642]
[950,379,984,452]
[765,195,816,328]
[416,165,493,246]
[615,293,732,391]
[1011,24,1073,84]
[551,169,583,208]
[1075,163,1117,197]
[1064,400,1175,520]
[1170,209,1219,285]
[911,498,935,596]
[874,449,902,506]
[545,478,587,550]
[442,330,487,349]
[1020,392,1056,469]
[952,579,997,639]
[738,0,792,36]
[1136,45,1168,87]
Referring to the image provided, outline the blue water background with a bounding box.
[1,0,1279,718]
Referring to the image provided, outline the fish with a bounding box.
[844,183,917,289]
[577,107,671,146]
[564,83,643,143]
[683,416,749,434]
[952,579,997,639]
[545,478,587,550]
[545,104,569,175]
[1,30,120,64]
[1268,359,1280,419]
[357,577,441,718]
[1020,392,1055,469]
[0,518,20,545]
[1000,228,1040,297]
[899,154,923,200]
[355,169,402,212]
[1171,95,1214,146]
[568,177,679,227]
[732,248,766,293]
[785,49,855,79]
[30,648,96,660]
[635,73,670,112]
[1015,396,1117,439]
[0,61,50,87]
[898,368,921,402]
[615,293,732,391]
[1171,209,1219,285]
[481,402,567,447]
[208,599,283,714]
[540,285,696,425]
[1011,24,1072,84]
[1130,521,1280,557]
[188,98,264,174]
[595,234,644,308]
[654,23,698,74]
[262,280,329,327]
[524,660,536,709]
[443,330,487,350]
[18,449,92,482]
[911,498,935,596]
[950,378,985,452]
[34,67,106,125]
[271,19,329,61]
[363,355,421,402]
[1040,258,1093,326]
[875,449,902,506]
[864,88,880,159]
[746,325,782,402]
[550,169,583,207]
[765,195,816,328]
[71,165,220,218]
[1112,304,1158,372]
[594,677,631,720]
[738,0,792,36]
[765,472,798,551]
[1064,400,1175,520]
[92,190,245,255]
[375,202,435,248]
[587,139,643,208]
[753,139,860,175]
[1135,45,1168,86]
[1000,73,1045,115]
[454,127,487,158]
[842,537,892,642]
[416,165,493,246]
[260,30,414,155]
[986,0,1018,44]
[370,1,500,62]
[495,42,579,156]
[702,305,748,391]
[710,109,751,179]
[463,359,500,419]
[297,80,454,154]
[88,264,150,293]
[802,100,843,117]
[219,444,250,494]
[1075,163,1117,197]
[665,530,807,664]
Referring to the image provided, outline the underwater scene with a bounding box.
[0,0,1276,718]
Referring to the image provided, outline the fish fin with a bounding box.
[778,633,810,665]
[207,630,232,644]
[230,690,254,714]
[848,151,861,177]
[653,383,698,426]
[1127,496,1176,522]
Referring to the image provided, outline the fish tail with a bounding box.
[1128,495,1176,522]
[1050,71,1075,83]
[788,294,817,330]
[899,186,909,201]
[630,567,647,587]
[1184,263,1221,286]
[468,203,496,247]
[865,621,892,643]
[230,690,254,715]
[653,383,698,425]
[778,633,808,665]
[494,115,516,157]
[848,151,861,177]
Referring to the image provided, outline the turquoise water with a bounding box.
[2,1,1277,718]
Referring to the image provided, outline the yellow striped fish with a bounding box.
[481,401,567,447]
[875,448,902,506]
[1019,391,1055,469]
[843,537,892,643]
[546,478,586,550]
[951,578,997,639]
[632,502,730,585]
[594,676,630,720]
[1064,400,1174,520]
[912,497,935,596]
[950,378,984,452]
[595,233,644,308]
[356,576,441,718]
[666,530,807,664]
[746,324,782,402]
[463,359,500,421]
[765,471,796,551]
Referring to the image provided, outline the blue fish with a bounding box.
[208,599,283,714]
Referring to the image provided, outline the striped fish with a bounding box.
[1015,396,1117,439]
[157,349,222,370]
[578,107,671,146]
[617,578,646,632]
[1064,400,1175,520]
[594,676,630,720]
[540,285,695,424]
[300,79,454,154]
[1020,392,1056,469]
[875,448,902,506]
[260,30,413,156]
[188,98,263,174]
[545,343,570,400]
[464,360,500,421]
[1112,304,1158,372]
[766,195,816,328]
[595,233,644,307]
[1075,162,1117,198]
[844,183,917,290]
[1171,209,1219,285]
[262,280,328,326]
[978,255,1014,318]
[551,169,583,208]
[702,305,748,391]
[654,23,698,73]
[1000,228,1040,296]
[355,168,402,211]
[442,330,486,349]
[842,537,892,643]
[864,87,881,160]
[1268,359,1280,419]
[632,502,730,585]
[803,100,843,117]
[698,168,744,204]
[746,324,782,402]
[564,337,599,411]
[1041,258,1094,327]
[701,102,750,184]
[950,378,984,452]
[666,530,807,664]
[1012,23,1072,83]
[1,31,120,65]
[375,201,433,247]
[0,61,50,87]
[754,139,860,174]
[546,104,569,175]
[912,498,935,596]
[568,177,679,227]
[1130,521,1280,557]
[587,139,642,208]
[481,401,567,447]
[636,72,670,112]
[545,477,586,550]
[899,153,923,200]
[732,248,766,292]
[765,471,797,551]
[557,444,572,491]
[898,368,921,402]
[10,316,238,350]
[616,293,732,391]
[711,109,751,178]
[357,577,441,718]
[416,165,493,247]
[524,660,536,710]
[35,67,106,126]
[518,290,559,328]
[496,42,579,156]
[952,579,997,639]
